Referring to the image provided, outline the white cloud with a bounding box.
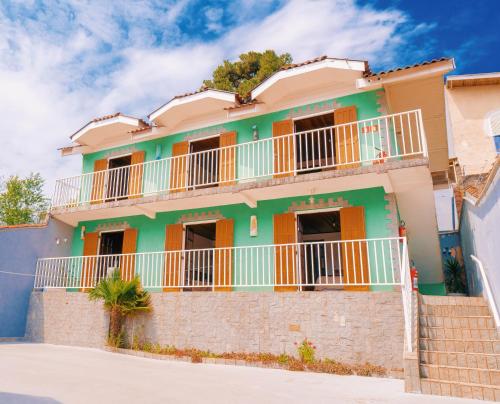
[0,0,432,196]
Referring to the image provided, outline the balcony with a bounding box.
[51,110,427,214]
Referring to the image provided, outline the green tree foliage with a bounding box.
[0,173,48,225]
[89,269,151,347]
[203,50,293,98]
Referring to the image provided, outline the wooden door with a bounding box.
[273,212,298,291]
[121,228,137,281]
[340,206,369,291]
[334,106,360,169]
[214,219,234,291]
[163,224,183,291]
[90,159,107,204]
[219,132,237,186]
[273,120,295,178]
[169,141,189,192]
[128,151,145,198]
[81,232,99,291]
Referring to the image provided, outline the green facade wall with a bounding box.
[71,187,399,291]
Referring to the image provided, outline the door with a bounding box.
[340,206,369,291]
[214,219,234,291]
[81,232,99,290]
[273,212,298,291]
[164,223,183,291]
[334,106,360,169]
[273,120,295,178]
[128,151,145,198]
[90,159,107,204]
[121,228,138,281]
[170,141,189,192]
[219,131,237,186]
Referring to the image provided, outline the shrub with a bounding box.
[296,338,316,364]
[277,353,290,365]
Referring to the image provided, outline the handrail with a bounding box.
[470,254,500,329]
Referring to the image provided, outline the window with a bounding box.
[488,110,500,153]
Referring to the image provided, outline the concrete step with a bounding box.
[420,304,491,317]
[420,363,500,385]
[420,314,496,329]
[420,350,500,370]
[420,326,499,341]
[420,295,487,306]
[419,338,500,354]
[420,378,500,401]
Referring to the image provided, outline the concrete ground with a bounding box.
[0,343,488,404]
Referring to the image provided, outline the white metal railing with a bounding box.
[400,237,414,352]
[51,110,427,208]
[470,255,500,329]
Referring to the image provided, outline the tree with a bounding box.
[0,173,48,225]
[202,50,293,98]
[88,270,151,347]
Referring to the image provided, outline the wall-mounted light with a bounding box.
[252,125,259,141]
[250,215,258,237]
[81,226,86,240]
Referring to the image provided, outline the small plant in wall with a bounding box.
[88,269,151,347]
[295,338,316,364]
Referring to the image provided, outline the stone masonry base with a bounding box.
[26,290,404,374]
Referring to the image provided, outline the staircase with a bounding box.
[418,295,500,401]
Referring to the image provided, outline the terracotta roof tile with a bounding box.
[128,125,152,134]
[224,99,262,111]
[364,57,451,78]
[279,56,372,75]
[92,112,121,122]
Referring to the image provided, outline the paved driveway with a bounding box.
[0,343,485,404]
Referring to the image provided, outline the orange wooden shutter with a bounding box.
[214,219,234,291]
[90,159,107,204]
[273,120,295,178]
[81,232,99,291]
[128,151,145,199]
[163,223,183,292]
[334,106,360,169]
[340,206,369,291]
[273,212,298,291]
[219,131,237,186]
[120,228,138,281]
[169,141,189,193]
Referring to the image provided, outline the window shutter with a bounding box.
[163,224,183,292]
[169,141,189,193]
[128,151,145,199]
[334,106,360,168]
[219,131,237,186]
[273,120,295,178]
[214,219,234,291]
[273,212,298,291]
[81,232,99,290]
[121,228,138,281]
[339,206,369,291]
[91,159,108,204]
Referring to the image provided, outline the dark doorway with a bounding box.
[97,231,124,279]
[184,222,216,289]
[294,113,335,174]
[107,155,131,200]
[297,210,342,290]
[189,136,220,189]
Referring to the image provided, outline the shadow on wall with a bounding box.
[0,392,62,404]
[0,218,73,338]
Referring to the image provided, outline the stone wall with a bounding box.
[26,290,404,371]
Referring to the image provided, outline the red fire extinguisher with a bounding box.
[410,261,418,291]
[399,220,407,242]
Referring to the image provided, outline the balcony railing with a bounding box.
[34,236,414,350]
[51,110,427,209]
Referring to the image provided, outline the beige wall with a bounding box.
[26,290,405,371]
[445,84,499,176]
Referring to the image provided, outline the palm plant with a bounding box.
[444,257,468,295]
[88,269,151,346]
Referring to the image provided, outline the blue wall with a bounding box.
[0,218,73,337]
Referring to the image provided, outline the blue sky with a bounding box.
[0,0,497,191]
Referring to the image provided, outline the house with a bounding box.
[27,55,477,386]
